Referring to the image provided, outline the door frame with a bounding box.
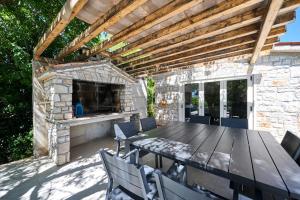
[181,75,254,129]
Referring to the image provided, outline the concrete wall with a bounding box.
[70,121,112,147]
[153,53,300,142]
[132,79,148,119]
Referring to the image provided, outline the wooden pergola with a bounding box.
[34,0,300,77]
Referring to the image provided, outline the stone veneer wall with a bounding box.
[33,60,144,165]
[153,54,300,141]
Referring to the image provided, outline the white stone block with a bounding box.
[54,85,68,93]
[290,66,300,78]
[60,94,72,102]
[58,142,70,154]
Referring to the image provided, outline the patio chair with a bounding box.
[114,121,144,155]
[281,130,300,161]
[153,170,221,200]
[99,149,157,200]
[190,115,211,125]
[221,118,248,129]
[140,117,157,132]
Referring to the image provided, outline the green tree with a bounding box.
[0,0,89,164]
[146,78,155,117]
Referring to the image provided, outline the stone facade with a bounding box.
[33,60,146,165]
[154,53,300,142]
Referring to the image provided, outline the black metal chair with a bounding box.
[114,121,146,156]
[281,130,300,161]
[100,149,157,200]
[190,115,211,125]
[221,118,248,129]
[153,170,221,200]
[140,117,157,132]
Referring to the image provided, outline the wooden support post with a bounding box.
[250,0,284,64]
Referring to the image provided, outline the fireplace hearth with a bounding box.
[72,80,124,116]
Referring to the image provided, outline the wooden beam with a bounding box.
[120,8,294,64]
[112,0,264,58]
[128,37,278,74]
[126,32,282,73]
[33,0,88,59]
[87,0,204,56]
[250,0,284,64]
[121,25,286,68]
[280,0,300,14]
[134,45,273,76]
[56,0,147,59]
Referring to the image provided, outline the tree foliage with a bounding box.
[147,78,155,117]
[0,0,89,164]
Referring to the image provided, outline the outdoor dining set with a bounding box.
[100,116,300,200]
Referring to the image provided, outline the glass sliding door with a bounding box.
[185,84,199,121]
[182,77,252,127]
[226,79,247,119]
[204,82,220,125]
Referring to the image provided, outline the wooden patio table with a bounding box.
[129,121,300,199]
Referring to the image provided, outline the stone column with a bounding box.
[44,75,73,165]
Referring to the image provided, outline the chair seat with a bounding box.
[110,186,142,200]
[166,162,186,183]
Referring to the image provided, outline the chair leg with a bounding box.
[106,178,113,200]
[116,140,121,157]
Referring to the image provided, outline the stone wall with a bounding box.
[33,60,145,165]
[153,53,300,141]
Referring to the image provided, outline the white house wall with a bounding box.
[154,54,300,142]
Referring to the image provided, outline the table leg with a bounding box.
[255,189,262,200]
[159,155,163,168]
[230,181,240,200]
[155,154,158,168]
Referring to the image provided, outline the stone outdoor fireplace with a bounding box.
[32,60,146,165]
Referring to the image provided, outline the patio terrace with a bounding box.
[3,0,300,199]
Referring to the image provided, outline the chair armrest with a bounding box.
[122,149,139,164]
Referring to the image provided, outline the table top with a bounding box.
[130,121,300,199]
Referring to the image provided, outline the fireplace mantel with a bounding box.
[59,111,139,127]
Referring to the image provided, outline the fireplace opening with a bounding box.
[72,80,124,117]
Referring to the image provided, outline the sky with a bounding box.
[279,8,300,42]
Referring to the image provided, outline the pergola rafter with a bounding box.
[111,0,264,59]
[120,23,287,70]
[33,0,300,76]
[86,0,205,57]
[56,0,148,60]
[135,45,273,76]
[33,0,88,59]
[119,8,295,67]
[129,36,279,74]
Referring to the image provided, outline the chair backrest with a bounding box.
[190,115,211,125]
[114,121,139,139]
[99,149,149,199]
[154,171,215,200]
[281,131,300,160]
[140,117,157,132]
[296,154,300,166]
[221,117,248,129]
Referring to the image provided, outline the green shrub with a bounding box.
[10,130,33,161]
[147,78,155,117]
